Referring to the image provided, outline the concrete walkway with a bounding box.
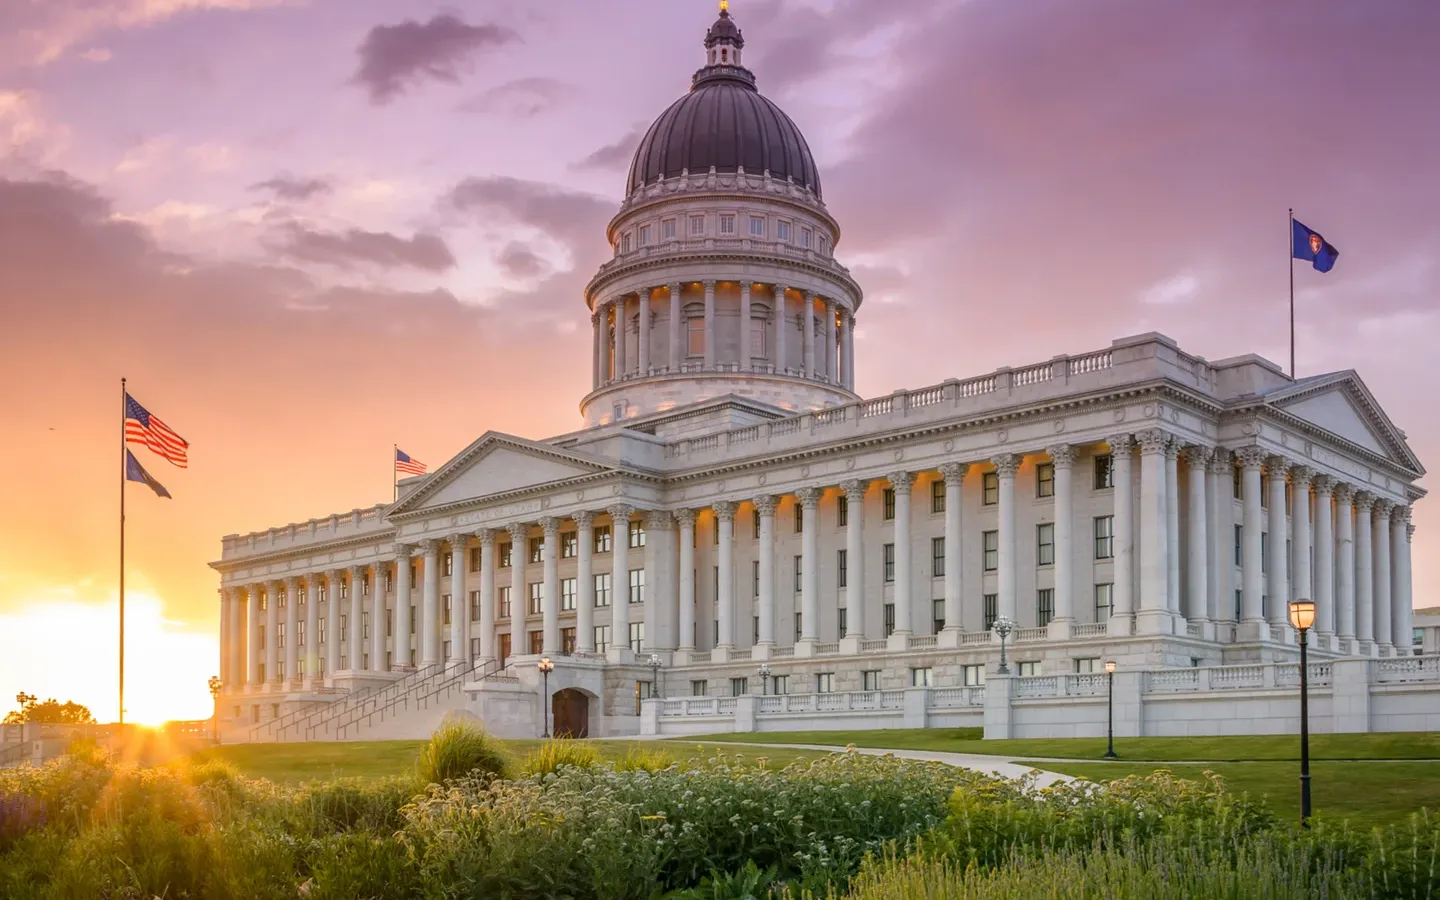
[677,740,1075,788]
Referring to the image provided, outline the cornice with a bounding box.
[388,469,665,524]
[209,528,399,574]
[586,248,863,310]
[1247,405,1422,481]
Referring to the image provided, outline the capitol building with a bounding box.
[212,6,1434,742]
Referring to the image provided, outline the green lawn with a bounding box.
[676,728,1440,762]
[1015,760,1440,828]
[190,739,828,784]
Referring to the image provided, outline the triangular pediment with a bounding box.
[1268,373,1423,474]
[392,433,613,515]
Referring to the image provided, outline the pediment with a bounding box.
[394,434,612,514]
[1269,374,1423,474]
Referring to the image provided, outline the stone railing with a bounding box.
[1072,622,1108,638]
[1015,627,1049,643]
[762,690,905,714]
[928,686,986,708]
[860,639,889,653]
[771,647,795,659]
[815,642,841,655]
[222,503,392,559]
[907,635,938,650]
[959,631,993,646]
[1375,656,1440,683]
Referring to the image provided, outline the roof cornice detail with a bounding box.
[586,246,862,307]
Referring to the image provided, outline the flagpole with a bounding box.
[1289,208,1296,379]
[119,378,126,728]
[393,444,398,503]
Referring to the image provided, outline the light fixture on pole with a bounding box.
[1103,660,1117,759]
[993,615,1014,675]
[1288,598,1316,825]
[757,662,771,695]
[646,653,663,700]
[207,675,223,744]
[537,656,555,739]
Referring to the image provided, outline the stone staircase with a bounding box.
[321,658,513,741]
[246,665,440,743]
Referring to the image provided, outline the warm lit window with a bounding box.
[529,631,543,654]
[687,317,705,356]
[1037,589,1054,627]
[883,488,896,520]
[983,530,998,571]
[932,537,945,577]
[628,520,646,548]
[561,532,578,559]
[1095,583,1113,621]
[529,537,544,564]
[1036,463,1055,498]
[982,472,999,505]
[594,525,612,553]
[499,543,512,568]
[1037,523,1055,566]
[561,577,577,611]
[628,568,645,604]
[883,543,895,582]
[837,495,848,527]
[815,672,834,693]
[1094,454,1113,489]
[528,582,543,615]
[931,480,946,514]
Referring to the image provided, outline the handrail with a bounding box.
[247,692,349,743]
[293,665,440,741]
[331,659,511,741]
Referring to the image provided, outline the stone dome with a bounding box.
[626,8,822,198]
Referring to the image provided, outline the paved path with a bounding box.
[677,740,1074,788]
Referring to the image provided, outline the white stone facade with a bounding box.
[209,7,1427,740]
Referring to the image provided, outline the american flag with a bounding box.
[124,392,188,468]
[395,448,427,476]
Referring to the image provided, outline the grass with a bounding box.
[676,728,1440,761]
[189,738,828,783]
[1012,760,1440,828]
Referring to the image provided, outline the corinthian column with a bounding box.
[802,291,816,378]
[449,535,469,667]
[419,541,440,666]
[476,529,497,661]
[266,580,281,683]
[1354,492,1375,652]
[843,309,856,389]
[937,464,967,641]
[1046,447,1075,634]
[303,576,320,688]
[702,280,716,368]
[228,587,246,690]
[1136,430,1171,634]
[1312,477,1335,642]
[606,505,633,660]
[637,289,651,375]
[371,561,388,671]
[1372,500,1393,654]
[675,509,697,651]
[1395,510,1415,653]
[888,471,916,646]
[573,515,593,654]
[991,456,1018,626]
[591,312,602,389]
[506,523,528,656]
[346,567,364,671]
[717,501,740,649]
[825,298,838,382]
[284,576,300,683]
[1184,446,1211,630]
[247,584,262,688]
[540,518,560,655]
[797,487,820,645]
[1267,456,1292,636]
[739,283,753,370]
[1290,466,1315,637]
[840,480,867,641]
[325,571,342,680]
[392,545,413,668]
[750,497,771,649]
[1109,434,1136,633]
[774,284,789,374]
[1335,485,1356,644]
[669,283,682,372]
[1236,446,1266,640]
[613,298,627,380]
[1165,439,1180,617]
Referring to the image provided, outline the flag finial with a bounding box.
[719,0,728,12]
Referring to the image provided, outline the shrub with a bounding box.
[613,745,676,773]
[415,718,511,786]
[522,739,602,777]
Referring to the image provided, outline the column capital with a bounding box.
[1044,445,1076,469]
[796,487,821,509]
[702,279,716,291]
[449,533,469,550]
[284,576,300,594]
[1334,482,1355,503]
[1106,433,1135,454]
[804,289,818,301]
[1290,465,1315,486]
[1353,491,1375,513]
[1393,504,1412,525]
[327,568,345,582]
[887,470,915,492]
[1407,523,1416,542]
[393,542,414,558]
[573,510,595,529]
[669,282,681,294]
[591,311,600,326]
[605,503,634,523]
[1372,498,1394,517]
[774,283,789,300]
[752,495,777,516]
[740,281,752,296]
[538,517,560,538]
[419,538,440,555]
[1234,446,1267,471]
[1136,429,1171,455]
[672,507,697,529]
[1208,447,1232,474]
[990,454,1020,479]
[373,559,389,573]
[1164,437,1182,461]
[839,479,868,500]
[1182,444,1213,469]
[939,461,970,482]
[1312,474,1336,495]
[1266,455,1293,477]
[505,522,528,543]
[348,564,365,578]
[475,528,496,546]
[713,500,738,521]
[824,296,836,311]
[644,508,675,531]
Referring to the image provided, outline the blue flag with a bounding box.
[1293,218,1338,273]
[125,449,172,499]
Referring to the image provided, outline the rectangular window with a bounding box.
[982,530,999,571]
[1095,583,1113,621]
[561,627,576,655]
[499,543,512,568]
[691,679,709,697]
[1094,454,1113,489]
[1094,516,1114,560]
[561,577,577,611]
[528,582,543,615]
[594,525,612,553]
[963,664,986,686]
[561,532,578,559]
[771,674,789,695]
[318,618,325,644]
[753,511,761,540]
[410,608,417,633]
[794,611,802,641]
[593,625,611,654]
[689,214,705,236]
[498,586,512,619]
[1037,523,1055,566]
[1260,473,1270,508]
[529,537,544,564]
[819,234,830,256]
[441,597,450,627]
[801,226,812,248]
[1261,532,1269,574]
[628,568,645,604]
[1017,661,1040,677]
[298,621,307,646]
[862,670,881,691]
[838,607,848,636]
[984,594,998,630]
[1035,462,1056,499]
[815,672,834,693]
[1075,657,1101,674]
[793,554,803,593]
[621,232,632,253]
[1234,524,1243,563]
[749,320,765,357]
[730,677,749,697]
[528,630,543,655]
[277,623,285,650]
[719,214,735,235]
[933,598,945,632]
[932,536,946,577]
[469,547,482,572]
[443,553,453,577]
[883,487,896,520]
[751,561,759,597]
[883,602,896,637]
[748,216,765,237]
[441,642,450,663]
[498,632,512,665]
[470,591,480,621]
[1037,589,1055,627]
[837,495,848,527]
[662,218,676,240]
[911,667,933,687]
[628,519,646,549]
[594,573,612,607]
[931,479,946,513]
[838,549,848,588]
[982,472,999,505]
[777,220,791,242]
[883,543,896,582]
[794,502,803,533]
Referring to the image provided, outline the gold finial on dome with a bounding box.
[719,0,728,11]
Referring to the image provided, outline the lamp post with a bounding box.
[1288,599,1316,826]
[1103,660,1117,759]
[537,657,555,738]
[14,692,35,719]
[207,675,222,744]
[646,653,663,700]
[993,615,1014,675]
[757,662,771,695]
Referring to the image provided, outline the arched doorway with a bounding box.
[552,689,590,739]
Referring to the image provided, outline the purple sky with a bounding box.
[1,0,1436,721]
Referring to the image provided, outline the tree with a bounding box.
[3,695,95,725]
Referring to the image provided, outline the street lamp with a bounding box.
[993,616,1014,675]
[757,662,771,695]
[645,653,663,700]
[537,657,555,738]
[14,692,35,717]
[1103,660,1118,759]
[1288,598,1317,826]
[207,676,222,744]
